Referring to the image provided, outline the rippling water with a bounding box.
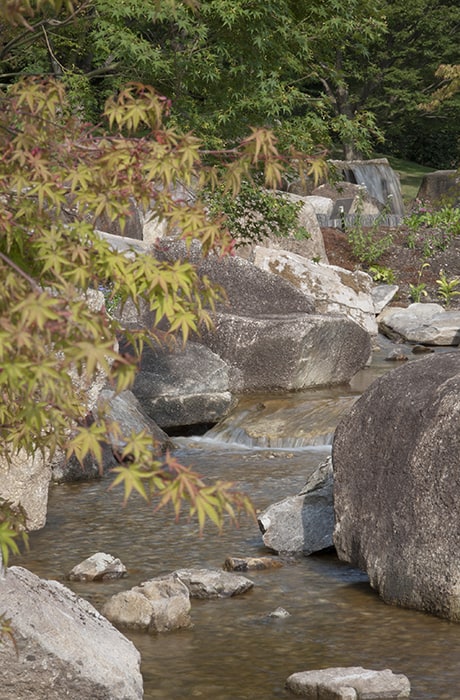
[13,350,460,699]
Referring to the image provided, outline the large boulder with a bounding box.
[96,388,174,451]
[0,566,143,700]
[333,352,460,620]
[253,246,378,335]
[132,341,235,429]
[258,457,334,555]
[155,238,316,317]
[201,312,371,392]
[154,240,370,391]
[0,450,51,530]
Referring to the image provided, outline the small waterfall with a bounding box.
[193,392,358,451]
[330,158,405,217]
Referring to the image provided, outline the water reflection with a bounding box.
[12,348,460,699]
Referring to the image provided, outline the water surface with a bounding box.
[14,350,460,699]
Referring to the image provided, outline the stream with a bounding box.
[13,346,460,699]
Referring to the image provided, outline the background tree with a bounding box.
[365,0,460,168]
[0,0,388,158]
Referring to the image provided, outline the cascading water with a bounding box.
[331,158,406,218]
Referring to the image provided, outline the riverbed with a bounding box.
[14,348,460,699]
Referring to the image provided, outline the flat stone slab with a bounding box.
[286,666,411,698]
[378,303,460,345]
[173,567,254,598]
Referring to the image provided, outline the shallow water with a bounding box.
[13,349,460,699]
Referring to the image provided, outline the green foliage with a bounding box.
[404,204,460,258]
[368,265,396,285]
[369,1,460,167]
[205,181,310,247]
[409,262,430,302]
[345,193,394,266]
[0,499,28,568]
[436,270,460,307]
[0,69,325,564]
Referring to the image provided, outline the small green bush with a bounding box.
[205,181,310,246]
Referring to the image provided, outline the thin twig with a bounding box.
[0,251,41,291]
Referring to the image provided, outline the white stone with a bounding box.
[173,567,254,598]
[253,246,378,335]
[68,552,127,581]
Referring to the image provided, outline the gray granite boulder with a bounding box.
[0,566,143,700]
[286,666,410,698]
[155,238,315,316]
[97,388,174,451]
[333,351,460,620]
[201,312,371,392]
[258,457,334,555]
[132,341,235,429]
[0,450,50,531]
[416,169,459,206]
[153,240,371,391]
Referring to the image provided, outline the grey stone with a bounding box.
[67,552,127,581]
[286,666,411,698]
[95,229,148,254]
[132,341,235,428]
[333,351,460,620]
[173,567,254,598]
[378,303,460,345]
[201,312,371,392]
[155,238,316,317]
[416,169,459,206]
[97,388,174,452]
[253,246,378,335]
[223,556,283,572]
[101,574,192,632]
[0,566,143,700]
[95,202,144,240]
[0,450,51,531]
[371,284,399,314]
[258,457,334,555]
[50,442,115,484]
